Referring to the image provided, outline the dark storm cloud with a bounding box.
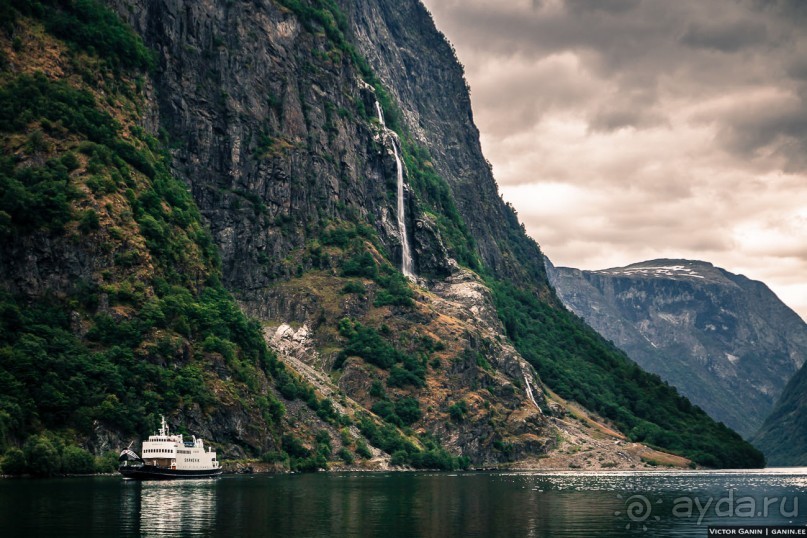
[564,0,641,15]
[679,19,769,53]
[587,102,667,133]
[786,55,807,80]
[422,0,807,318]
[474,13,766,135]
[719,101,807,172]
[427,0,807,170]
[752,0,807,23]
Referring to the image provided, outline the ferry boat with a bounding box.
[118,416,222,480]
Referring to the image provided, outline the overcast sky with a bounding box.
[420,0,807,320]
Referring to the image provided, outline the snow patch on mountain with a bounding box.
[593,265,705,279]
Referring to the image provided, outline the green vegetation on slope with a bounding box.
[335,319,426,388]
[491,280,765,468]
[401,141,481,271]
[2,0,152,70]
[0,0,294,474]
[752,364,807,466]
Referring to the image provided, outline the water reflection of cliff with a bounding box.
[213,471,807,535]
[121,479,217,536]
[212,473,622,536]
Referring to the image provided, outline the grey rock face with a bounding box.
[110,0,409,295]
[106,0,493,300]
[338,0,550,285]
[412,212,453,279]
[546,258,807,438]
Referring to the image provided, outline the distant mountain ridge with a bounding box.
[546,258,807,440]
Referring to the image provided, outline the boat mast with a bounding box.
[159,415,168,436]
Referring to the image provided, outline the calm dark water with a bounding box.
[1,470,807,537]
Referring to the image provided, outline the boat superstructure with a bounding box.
[118,416,221,480]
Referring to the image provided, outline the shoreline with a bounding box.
[3,465,793,480]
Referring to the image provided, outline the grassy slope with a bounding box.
[490,280,764,468]
[753,364,807,466]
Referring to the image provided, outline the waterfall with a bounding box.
[376,101,414,277]
[524,375,543,414]
[374,101,385,127]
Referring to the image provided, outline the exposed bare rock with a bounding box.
[547,257,807,439]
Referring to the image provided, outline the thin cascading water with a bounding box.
[375,101,414,277]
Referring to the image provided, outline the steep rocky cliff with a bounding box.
[0,0,765,471]
[546,258,807,439]
[339,0,549,285]
[99,0,559,466]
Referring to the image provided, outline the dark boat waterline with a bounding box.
[119,465,223,480]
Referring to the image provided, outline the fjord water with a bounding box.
[2,470,806,537]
